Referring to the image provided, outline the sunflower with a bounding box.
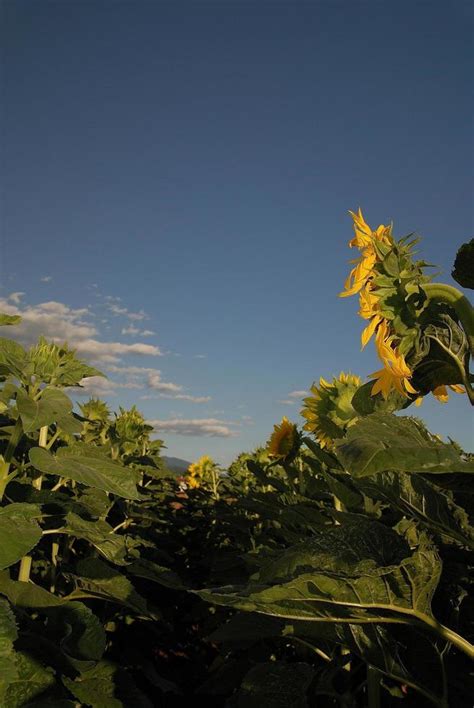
[267,417,300,460]
[301,372,361,448]
[339,208,393,298]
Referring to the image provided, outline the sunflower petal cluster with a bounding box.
[301,372,361,448]
[266,417,300,461]
[186,455,216,490]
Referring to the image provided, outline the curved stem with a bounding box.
[421,283,474,355]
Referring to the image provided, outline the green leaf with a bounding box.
[350,381,407,416]
[0,314,21,327]
[57,512,133,565]
[67,558,152,616]
[356,471,474,548]
[17,388,73,433]
[3,651,55,708]
[0,504,42,570]
[29,446,141,499]
[197,517,441,628]
[63,661,152,708]
[452,239,474,289]
[236,662,315,708]
[336,413,474,477]
[0,571,63,607]
[63,662,122,708]
[45,602,106,669]
[0,598,19,701]
[126,558,184,590]
[0,338,26,379]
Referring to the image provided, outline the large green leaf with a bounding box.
[335,413,474,477]
[67,558,152,617]
[29,446,141,499]
[125,558,184,590]
[17,388,73,433]
[3,651,55,708]
[63,661,152,708]
[0,338,26,379]
[0,504,42,570]
[45,602,106,669]
[56,512,134,565]
[0,598,19,702]
[356,471,474,548]
[235,662,315,708]
[0,572,63,607]
[197,518,442,629]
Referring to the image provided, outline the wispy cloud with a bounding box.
[107,303,148,321]
[40,276,52,283]
[7,292,25,305]
[121,326,156,337]
[147,418,238,438]
[278,389,308,405]
[0,298,162,364]
[71,376,143,397]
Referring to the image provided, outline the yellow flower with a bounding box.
[432,384,465,403]
[301,372,361,448]
[340,208,393,298]
[369,338,418,399]
[267,417,299,460]
[358,284,385,349]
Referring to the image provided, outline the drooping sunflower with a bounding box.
[301,372,361,448]
[339,208,393,298]
[266,417,300,461]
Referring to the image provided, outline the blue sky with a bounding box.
[2,0,473,464]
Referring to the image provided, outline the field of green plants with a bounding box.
[0,211,473,707]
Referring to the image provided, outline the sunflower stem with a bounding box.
[421,283,474,355]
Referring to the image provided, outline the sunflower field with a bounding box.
[0,211,473,707]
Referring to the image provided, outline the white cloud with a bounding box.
[40,276,52,282]
[74,340,161,361]
[194,354,207,359]
[278,390,308,405]
[0,299,162,364]
[147,418,237,438]
[141,393,211,403]
[7,292,25,305]
[107,303,148,321]
[71,375,144,397]
[127,310,147,321]
[147,372,183,393]
[121,326,155,337]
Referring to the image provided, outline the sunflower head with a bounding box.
[301,372,361,448]
[266,417,301,461]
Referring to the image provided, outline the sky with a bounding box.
[1,0,473,464]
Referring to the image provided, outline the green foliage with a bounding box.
[452,239,474,289]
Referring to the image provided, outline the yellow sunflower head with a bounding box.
[301,372,362,448]
[266,417,301,461]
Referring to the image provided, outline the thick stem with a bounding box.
[18,555,32,583]
[19,425,49,581]
[422,283,474,354]
[367,666,381,708]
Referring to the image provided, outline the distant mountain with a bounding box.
[162,456,191,474]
